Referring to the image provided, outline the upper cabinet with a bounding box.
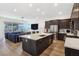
[45,20,58,29]
[70,3,79,30]
[45,19,71,29]
[58,19,71,29]
[71,3,79,20]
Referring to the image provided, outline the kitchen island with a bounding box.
[20,33,53,56]
[65,34,79,56]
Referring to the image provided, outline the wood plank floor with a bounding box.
[0,39,65,56]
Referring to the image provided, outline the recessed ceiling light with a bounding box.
[41,11,45,15]
[13,9,16,12]
[54,3,58,7]
[58,11,63,15]
[36,8,40,12]
[29,3,32,7]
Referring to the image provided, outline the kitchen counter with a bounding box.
[20,33,54,55]
[64,32,79,56]
[20,33,53,40]
[65,33,79,50]
[65,37,79,50]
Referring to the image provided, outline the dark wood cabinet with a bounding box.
[45,20,58,29]
[58,33,66,41]
[71,3,79,19]
[70,3,79,30]
[74,20,79,30]
[22,34,54,56]
[65,47,79,56]
[45,19,71,30]
[58,19,71,29]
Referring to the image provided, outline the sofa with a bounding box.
[5,32,26,43]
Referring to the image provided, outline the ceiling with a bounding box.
[0,3,74,21]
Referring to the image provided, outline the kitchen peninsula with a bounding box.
[20,33,53,55]
[65,33,79,56]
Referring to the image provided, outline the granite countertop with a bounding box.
[65,37,79,50]
[59,32,66,34]
[66,33,79,38]
[65,32,79,50]
[19,33,53,40]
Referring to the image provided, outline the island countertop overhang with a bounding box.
[19,33,53,40]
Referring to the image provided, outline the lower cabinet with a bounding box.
[22,34,53,56]
[58,33,66,41]
[65,47,79,56]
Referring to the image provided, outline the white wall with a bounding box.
[0,18,25,41]
[0,20,5,42]
[0,18,45,42]
[38,19,45,33]
[2,18,45,33]
[23,19,45,33]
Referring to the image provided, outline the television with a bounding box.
[31,24,38,30]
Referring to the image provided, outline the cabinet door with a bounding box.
[36,36,51,54]
[71,3,79,19]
